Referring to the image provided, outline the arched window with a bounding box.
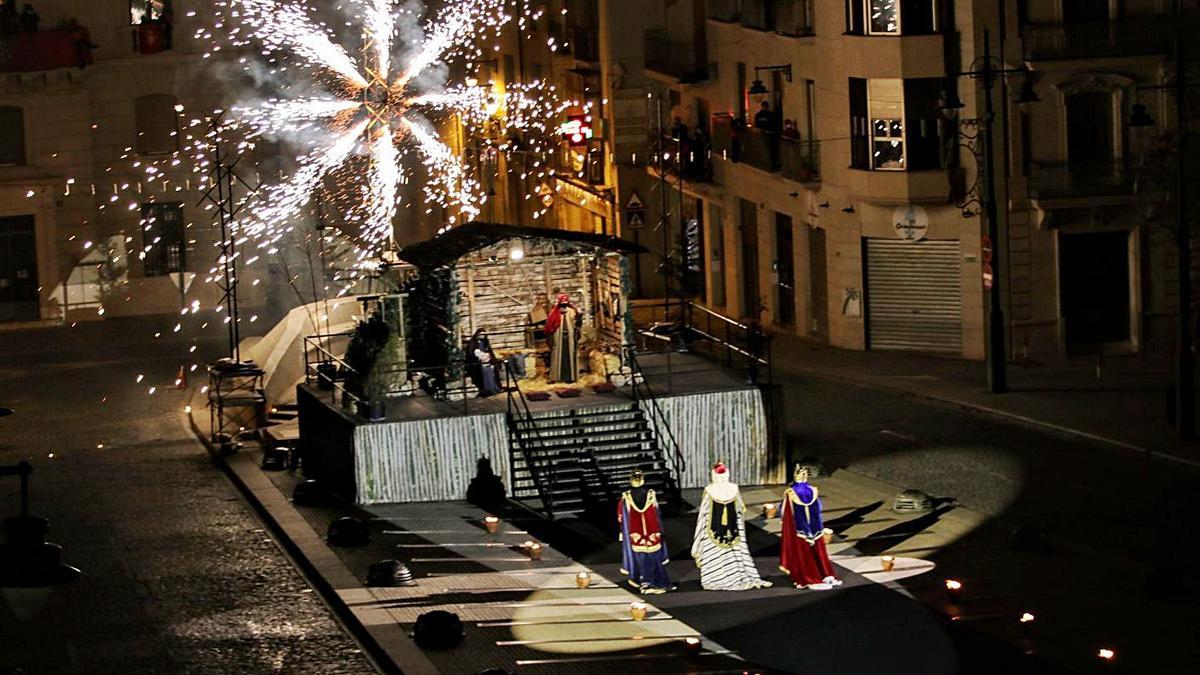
[0,106,26,167]
[135,94,180,155]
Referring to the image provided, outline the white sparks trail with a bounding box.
[110,0,592,278]
[403,117,481,224]
[229,0,368,90]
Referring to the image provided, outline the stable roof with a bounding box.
[397,221,646,268]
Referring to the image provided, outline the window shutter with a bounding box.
[849,78,870,169]
[904,78,943,170]
[901,0,937,34]
[846,0,865,34]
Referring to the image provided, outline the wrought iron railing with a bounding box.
[1023,16,1173,61]
[644,30,708,82]
[654,133,714,183]
[1026,160,1136,199]
[623,348,686,491]
[707,0,741,22]
[503,360,558,514]
[781,137,820,183]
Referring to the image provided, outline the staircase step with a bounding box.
[510,422,649,440]
[516,408,641,424]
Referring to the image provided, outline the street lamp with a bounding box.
[939,29,1037,394]
[0,461,81,620]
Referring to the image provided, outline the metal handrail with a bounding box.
[623,348,686,487]
[502,360,558,514]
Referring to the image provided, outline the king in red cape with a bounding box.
[779,465,842,590]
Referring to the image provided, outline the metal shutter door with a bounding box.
[865,239,963,353]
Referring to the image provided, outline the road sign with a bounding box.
[981,235,993,263]
[625,190,646,229]
[983,262,994,290]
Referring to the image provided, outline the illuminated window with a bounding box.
[130,1,166,24]
[869,0,900,34]
[869,79,905,169]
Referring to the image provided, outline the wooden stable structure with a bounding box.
[399,222,644,368]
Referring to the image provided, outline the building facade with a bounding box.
[491,0,1189,364]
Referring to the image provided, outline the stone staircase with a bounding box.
[507,403,680,519]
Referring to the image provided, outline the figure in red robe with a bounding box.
[545,293,581,383]
[780,465,842,590]
[616,470,673,594]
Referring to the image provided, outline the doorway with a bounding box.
[775,213,795,326]
[739,198,760,320]
[808,226,828,341]
[0,215,39,322]
[1059,230,1132,351]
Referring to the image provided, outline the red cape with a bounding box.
[780,495,836,586]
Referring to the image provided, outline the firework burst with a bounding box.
[196,0,581,253]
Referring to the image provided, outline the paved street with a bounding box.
[0,317,376,675]
[5,315,1199,674]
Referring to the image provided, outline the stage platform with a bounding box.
[296,352,785,506]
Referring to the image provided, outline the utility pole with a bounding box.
[1172,0,1193,439]
[980,30,1008,394]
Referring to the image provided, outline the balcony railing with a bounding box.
[550,24,600,62]
[781,138,820,183]
[1023,16,1173,61]
[644,30,708,82]
[1026,160,1135,199]
[655,134,714,183]
[707,0,741,22]
[740,127,778,172]
[726,0,814,35]
[0,29,95,73]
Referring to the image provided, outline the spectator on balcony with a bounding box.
[782,119,801,141]
[690,124,711,179]
[63,18,97,69]
[17,3,37,32]
[161,0,174,50]
[754,101,777,133]
[1,1,16,35]
[669,116,689,141]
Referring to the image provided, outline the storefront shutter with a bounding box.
[865,238,962,353]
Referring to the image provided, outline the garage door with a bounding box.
[865,239,962,353]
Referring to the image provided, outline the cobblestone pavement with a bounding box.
[0,317,377,675]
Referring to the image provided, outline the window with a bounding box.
[846,0,939,35]
[141,203,185,277]
[685,199,706,301]
[849,78,943,171]
[0,106,25,167]
[135,94,180,155]
[130,1,167,24]
[870,79,905,169]
[738,198,760,319]
[869,0,900,34]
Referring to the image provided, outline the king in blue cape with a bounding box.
[780,465,842,590]
[617,470,673,594]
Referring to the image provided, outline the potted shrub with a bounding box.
[316,360,338,390]
[362,359,389,422]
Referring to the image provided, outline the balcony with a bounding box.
[780,138,820,184]
[644,30,708,83]
[1023,16,1173,61]
[655,134,714,184]
[550,24,599,63]
[710,116,821,184]
[707,0,740,22]
[1026,160,1135,200]
[0,30,94,73]
[740,0,815,36]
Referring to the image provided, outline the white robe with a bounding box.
[690,485,771,591]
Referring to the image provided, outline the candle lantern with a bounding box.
[629,602,648,621]
[483,516,499,534]
[575,571,591,588]
[880,555,895,572]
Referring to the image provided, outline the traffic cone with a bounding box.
[175,365,187,389]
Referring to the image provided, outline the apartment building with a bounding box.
[517,0,1188,363]
[1009,0,1190,361]
[0,1,263,323]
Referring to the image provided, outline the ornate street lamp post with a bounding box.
[941,30,1038,394]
